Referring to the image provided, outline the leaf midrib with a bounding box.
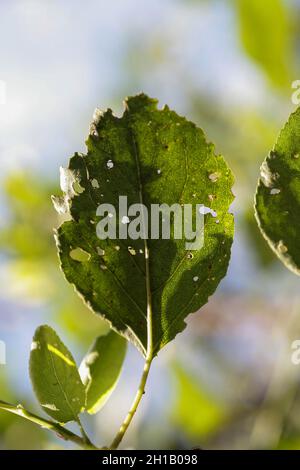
[47,345,77,421]
[129,125,153,356]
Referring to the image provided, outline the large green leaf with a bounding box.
[255,107,300,275]
[79,330,127,414]
[54,94,234,356]
[29,325,85,423]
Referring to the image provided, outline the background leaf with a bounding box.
[170,363,227,441]
[29,325,85,423]
[55,94,234,356]
[255,107,300,275]
[79,330,127,414]
[234,0,292,88]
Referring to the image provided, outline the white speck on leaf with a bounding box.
[51,195,69,215]
[91,178,99,188]
[92,108,103,125]
[59,166,84,197]
[208,172,219,183]
[86,352,99,365]
[193,276,199,282]
[60,167,76,196]
[260,161,276,188]
[97,247,105,256]
[31,341,39,351]
[277,240,288,254]
[270,188,281,195]
[89,123,98,137]
[106,159,114,169]
[42,404,59,411]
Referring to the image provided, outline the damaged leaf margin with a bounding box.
[53,93,235,356]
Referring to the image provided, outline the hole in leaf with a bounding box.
[70,248,91,262]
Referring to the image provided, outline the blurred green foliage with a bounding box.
[0,172,108,343]
[171,364,228,444]
[235,0,293,89]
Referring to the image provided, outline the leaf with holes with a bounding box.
[79,330,127,414]
[29,325,85,423]
[54,93,234,356]
[255,107,300,275]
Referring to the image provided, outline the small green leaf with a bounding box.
[255,107,300,275]
[29,325,85,423]
[79,330,127,414]
[54,93,234,356]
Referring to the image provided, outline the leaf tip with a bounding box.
[124,93,158,113]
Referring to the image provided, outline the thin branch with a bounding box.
[0,400,97,450]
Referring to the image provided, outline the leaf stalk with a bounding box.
[0,400,97,450]
[109,242,154,450]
